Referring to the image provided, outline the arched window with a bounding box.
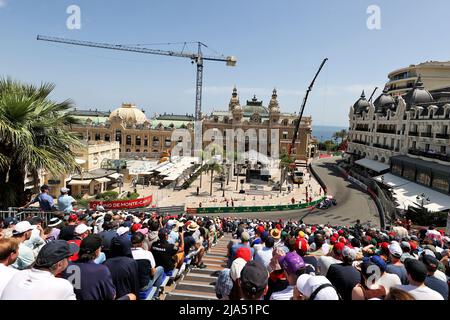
[105,134,110,142]
[115,130,122,144]
[136,136,141,146]
[144,136,148,146]
[152,137,159,147]
[95,133,101,141]
[126,148,131,152]
[126,135,132,145]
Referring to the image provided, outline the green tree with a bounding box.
[0,78,82,208]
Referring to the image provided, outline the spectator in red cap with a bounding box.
[59,214,79,241]
[295,237,317,275]
[235,246,252,262]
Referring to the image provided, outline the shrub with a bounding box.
[95,191,119,201]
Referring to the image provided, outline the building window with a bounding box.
[165,138,171,147]
[105,134,110,142]
[425,144,430,152]
[282,131,288,140]
[402,166,415,181]
[152,137,159,147]
[441,146,447,154]
[126,148,131,152]
[126,135,132,145]
[136,136,141,146]
[416,169,431,186]
[144,136,148,146]
[95,133,101,141]
[136,149,140,153]
[115,130,122,144]
[432,174,450,193]
[392,162,402,176]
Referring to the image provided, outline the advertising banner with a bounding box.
[89,195,153,210]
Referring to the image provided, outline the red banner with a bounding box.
[89,195,153,210]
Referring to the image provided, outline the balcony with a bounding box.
[408,131,419,136]
[420,132,433,138]
[376,129,397,134]
[355,127,369,132]
[408,148,450,162]
[373,143,393,150]
[436,133,450,139]
[351,140,368,146]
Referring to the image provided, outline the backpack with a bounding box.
[309,283,342,300]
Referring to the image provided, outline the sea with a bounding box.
[312,125,348,142]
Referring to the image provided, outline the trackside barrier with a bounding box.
[187,197,326,214]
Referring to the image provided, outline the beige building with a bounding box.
[44,141,121,197]
[386,60,450,96]
[203,88,314,162]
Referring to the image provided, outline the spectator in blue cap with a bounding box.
[254,237,275,270]
[365,254,401,295]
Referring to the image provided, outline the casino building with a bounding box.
[70,88,315,163]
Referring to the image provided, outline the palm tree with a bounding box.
[0,78,82,208]
[204,160,222,196]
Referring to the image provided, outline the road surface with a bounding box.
[207,157,380,228]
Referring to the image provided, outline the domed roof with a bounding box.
[242,95,269,115]
[353,91,370,114]
[404,76,434,108]
[109,103,147,124]
[374,87,395,113]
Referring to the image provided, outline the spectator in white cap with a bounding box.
[229,257,247,300]
[386,241,408,285]
[294,274,340,300]
[67,223,92,262]
[10,221,35,270]
[57,187,76,214]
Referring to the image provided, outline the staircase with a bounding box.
[165,234,233,300]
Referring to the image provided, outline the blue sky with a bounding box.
[1,0,450,126]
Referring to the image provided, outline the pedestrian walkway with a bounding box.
[164,234,233,300]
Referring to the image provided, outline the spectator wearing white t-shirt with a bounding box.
[10,221,35,270]
[1,240,78,300]
[0,238,19,297]
[396,258,444,300]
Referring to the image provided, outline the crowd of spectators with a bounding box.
[216,218,450,300]
[0,187,223,300]
[1,185,449,301]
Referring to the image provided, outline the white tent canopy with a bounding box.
[355,158,390,173]
[375,174,450,212]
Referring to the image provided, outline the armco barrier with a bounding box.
[187,197,326,214]
[309,163,328,194]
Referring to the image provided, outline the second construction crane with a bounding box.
[36,35,237,123]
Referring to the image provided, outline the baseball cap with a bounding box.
[30,216,43,225]
[342,246,356,261]
[12,221,34,235]
[421,254,439,271]
[278,251,305,274]
[389,242,402,258]
[270,228,281,239]
[79,234,102,255]
[131,223,142,233]
[235,247,252,262]
[3,217,18,228]
[367,255,387,273]
[332,242,345,255]
[137,228,149,235]
[239,261,268,295]
[60,187,70,193]
[404,258,428,283]
[68,214,78,222]
[296,274,339,300]
[117,226,130,236]
[241,231,250,242]
[34,240,79,268]
[74,224,92,235]
[40,184,49,191]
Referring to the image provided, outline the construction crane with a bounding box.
[368,87,379,102]
[288,58,328,159]
[36,35,237,123]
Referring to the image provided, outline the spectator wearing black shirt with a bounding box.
[151,228,183,274]
[98,221,119,259]
[104,234,140,299]
[62,235,116,300]
[326,247,360,301]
